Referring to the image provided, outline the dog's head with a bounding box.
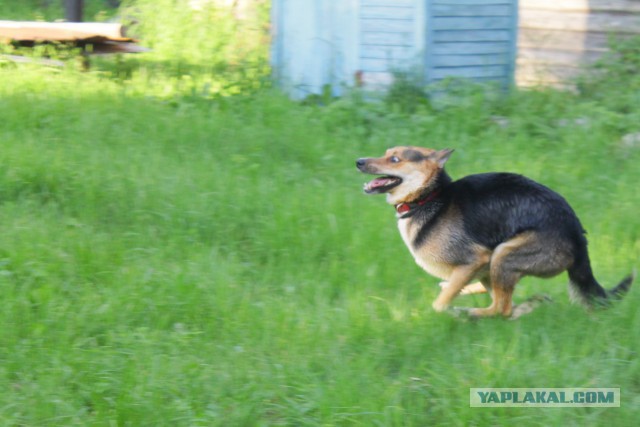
[356,146,453,205]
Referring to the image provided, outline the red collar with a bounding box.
[395,189,441,215]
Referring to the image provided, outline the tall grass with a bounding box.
[115,0,271,95]
[0,1,639,425]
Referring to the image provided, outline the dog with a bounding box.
[356,146,633,318]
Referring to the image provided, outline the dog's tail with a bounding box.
[567,247,634,307]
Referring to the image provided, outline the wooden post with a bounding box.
[64,0,84,22]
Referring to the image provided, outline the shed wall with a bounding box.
[271,0,359,98]
[358,0,426,89]
[427,0,517,86]
[517,0,640,87]
[271,0,518,97]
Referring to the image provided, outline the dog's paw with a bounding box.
[431,300,450,312]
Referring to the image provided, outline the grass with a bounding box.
[1,1,640,426]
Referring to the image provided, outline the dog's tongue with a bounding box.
[369,177,394,189]
[364,176,398,192]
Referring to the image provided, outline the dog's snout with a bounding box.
[356,158,367,170]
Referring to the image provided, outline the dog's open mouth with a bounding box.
[363,176,402,194]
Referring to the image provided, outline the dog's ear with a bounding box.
[431,148,454,168]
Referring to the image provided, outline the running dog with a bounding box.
[356,147,633,317]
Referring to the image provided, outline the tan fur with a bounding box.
[397,202,496,312]
[431,247,492,312]
[398,206,485,280]
[360,146,501,314]
[439,281,487,295]
[359,147,448,205]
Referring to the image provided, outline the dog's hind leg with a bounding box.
[470,232,573,318]
[470,282,515,317]
[470,233,532,317]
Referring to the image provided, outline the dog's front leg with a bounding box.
[432,265,486,312]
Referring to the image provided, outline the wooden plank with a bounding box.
[520,10,640,34]
[361,31,414,46]
[518,28,611,52]
[516,75,573,88]
[516,60,587,82]
[433,4,512,17]
[430,77,511,86]
[361,57,417,72]
[516,80,569,89]
[432,42,510,54]
[360,71,394,86]
[360,58,390,72]
[516,59,585,71]
[361,18,414,33]
[434,29,510,42]
[520,0,640,13]
[433,0,512,5]
[518,47,604,65]
[360,0,414,6]
[432,53,509,67]
[360,6,415,20]
[431,65,507,79]
[584,0,640,12]
[0,20,127,41]
[433,16,512,31]
[360,45,415,59]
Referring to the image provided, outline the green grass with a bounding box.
[1,1,640,425]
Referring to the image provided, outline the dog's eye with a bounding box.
[390,156,400,163]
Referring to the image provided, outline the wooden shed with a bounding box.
[271,0,519,98]
[517,0,640,87]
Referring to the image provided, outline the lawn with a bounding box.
[1,1,639,426]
